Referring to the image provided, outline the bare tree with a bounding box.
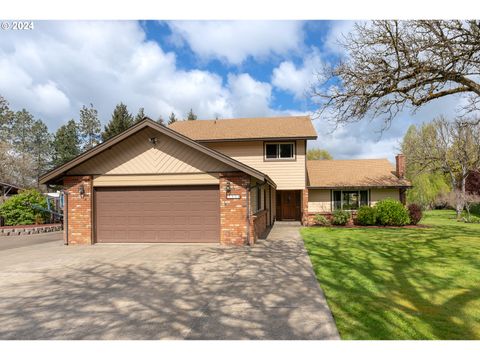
[403,116,480,218]
[462,191,480,221]
[312,20,480,127]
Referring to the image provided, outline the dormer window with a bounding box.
[265,142,295,160]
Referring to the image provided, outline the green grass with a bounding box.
[301,210,480,339]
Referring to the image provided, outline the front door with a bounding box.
[280,190,299,220]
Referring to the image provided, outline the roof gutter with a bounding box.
[307,185,413,189]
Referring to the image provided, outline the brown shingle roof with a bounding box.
[169,116,317,141]
[39,118,276,187]
[307,159,411,188]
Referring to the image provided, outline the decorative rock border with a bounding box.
[0,224,62,236]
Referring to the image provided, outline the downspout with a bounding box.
[247,179,268,246]
[246,188,250,246]
[63,191,69,246]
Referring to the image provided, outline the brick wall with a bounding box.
[63,176,93,245]
[250,209,268,243]
[301,188,309,225]
[219,172,250,246]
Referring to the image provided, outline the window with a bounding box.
[265,143,295,160]
[333,190,369,210]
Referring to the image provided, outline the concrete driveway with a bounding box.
[0,222,339,340]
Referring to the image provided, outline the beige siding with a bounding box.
[93,173,219,187]
[206,140,306,190]
[308,189,331,213]
[250,178,265,214]
[370,188,400,205]
[69,127,236,175]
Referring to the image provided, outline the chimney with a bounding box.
[396,154,405,179]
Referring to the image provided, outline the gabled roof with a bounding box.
[39,118,276,187]
[169,116,318,142]
[307,159,412,189]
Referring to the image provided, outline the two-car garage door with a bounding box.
[94,185,220,243]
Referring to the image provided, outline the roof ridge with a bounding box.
[307,158,390,162]
[170,115,310,123]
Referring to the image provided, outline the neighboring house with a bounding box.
[39,116,411,246]
[0,181,22,204]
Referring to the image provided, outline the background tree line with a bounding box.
[0,94,198,188]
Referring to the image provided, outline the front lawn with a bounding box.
[301,210,480,339]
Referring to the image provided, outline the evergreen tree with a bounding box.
[0,96,16,184]
[11,109,36,186]
[79,103,101,151]
[12,109,35,155]
[134,107,146,123]
[31,119,53,186]
[157,116,165,125]
[0,95,14,143]
[168,112,178,125]
[186,108,197,121]
[52,119,81,167]
[101,103,133,141]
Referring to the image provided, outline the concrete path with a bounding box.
[0,222,339,340]
[0,231,63,251]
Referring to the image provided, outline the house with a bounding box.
[0,181,23,203]
[39,116,410,246]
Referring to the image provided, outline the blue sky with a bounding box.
[0,20,464,161]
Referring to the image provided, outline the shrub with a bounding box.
[356,206,377,225]
[0,189,49,226]
[374,198,410,226]
[332,210,350,226]
[313,214,330,226]
[470,203,480,217]
[407,203,423,225]
[462,215,480,223]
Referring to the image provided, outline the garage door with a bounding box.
[95,185,220,243]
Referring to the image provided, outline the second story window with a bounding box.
[265,142,295,160]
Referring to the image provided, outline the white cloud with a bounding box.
[0,21,284,129]
[271,47,323,99]
[324,20,357,56]
[227,73,272,117]
[167,21,305,65]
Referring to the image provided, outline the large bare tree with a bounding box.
[312,20,480,127]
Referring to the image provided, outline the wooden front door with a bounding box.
[279,190,300,220]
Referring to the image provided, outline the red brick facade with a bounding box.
[219,172,250,246]
[301,188,309,225]
[62,172,269,246]
[249,209,268,245]
[63,176,93,245]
